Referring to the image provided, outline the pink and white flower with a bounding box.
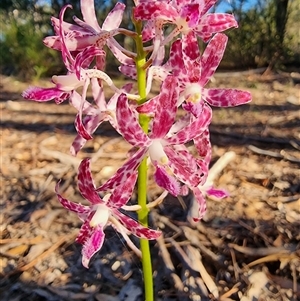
[44,1,135,66]
[134,0,238,59]
[70,80,134,155]
[96,76,212,220]
[56,158,161,268]
[163,32,252,116]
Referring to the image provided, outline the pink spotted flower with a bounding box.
[22,5,129,144]
[22,4,106,104]
[56,158,161,268]
[70,80,134,155]
[163,32,252,116]
[134,0,238,50]
[44,0,134,66]
[96,76,212,220]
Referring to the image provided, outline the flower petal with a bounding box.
[199,33,228,87]
[78,159,103,205]
[182,31,200,64]
[165,146,203,187]
[154,165,180,196]
[166,104,212,145]
[80,0,101,31]
[74,46,105,78]
[134,2,178,22]
[107,173,138,209]
[22,86,69,103]
[180,3,201,28]
[102,2,125,31]
[76,213,94,244]
[74,113,93,141]
[190,187,207,221]
[206,187,229,198]
[164,39,185,76]
[97,147,148,191]
[119,64,137,79]
[81,225,105,268]
[195,13,238,42]
[150,76,178,139]
[202,88,252,107]
[116,94,150,147]
[113,210,161,240]
[70,114,106,156]
[55,181,90,216]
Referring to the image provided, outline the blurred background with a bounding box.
[0,0,299,81]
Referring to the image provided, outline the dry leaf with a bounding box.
[6,245,28,256]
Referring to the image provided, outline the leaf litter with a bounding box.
[0,71,299,301]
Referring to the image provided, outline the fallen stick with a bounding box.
[229,243,296,257]
[156,234,185,292]
[248,145,300,163]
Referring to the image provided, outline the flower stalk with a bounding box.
[134,18,154,301]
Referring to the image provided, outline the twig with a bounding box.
[185,245,219,299]
[248,145,300,163]
[290,140,300,150]
[229,248,240,281]
[181,226,225,266]
[156,234,185,291]
[170,239,219,298]
[238,220,273,245]
[228,243,296,257]
[40,147,81,168]
[0,236,45,245]
[152,211,182,238]
[244,253,298,269]
[206,151,236,185]
[219,283,241,301]
[280,150,300,163]
[248,145,283,158]
[291,260,299,301]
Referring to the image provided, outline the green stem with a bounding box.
[134,20,153,301]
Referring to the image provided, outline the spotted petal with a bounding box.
[202,88,252,107]
[71,114,106,156]
[154,165,180,196]
[22,86,70,103]
[55,181,90,217]
[199,33,228,87]
[190,187,207,221]
[106,173,138,209]
[134,2,178,22]
[78,159,103,205]
[165,146,203,187]
[116,94,150,147]
[166,105,212,145]
[150,76,178,139]
[113,210,161,240]
[97,147,148,191]
[195,13,238,42]
[81,224,105,268]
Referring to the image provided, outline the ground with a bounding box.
[0,70,299,301]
